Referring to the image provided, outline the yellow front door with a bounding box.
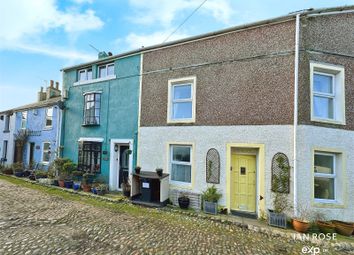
[231,154,256,212]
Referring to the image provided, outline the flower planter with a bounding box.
[204,201,218,215]
[23,170,31,177]
[156,168,163,177]
[53,180,59,186]
[64,180,73,189]
[317,221,335,234]
[81,184,91,192]
[58,180,65,188]
[14,172,24,177]
[292,219,310,233]
[178,197,190,209]
[96,189,106,196]
[73,181,81,191]
[91,187,97,194]
[332,220,354,236]
[268,210,287,229]
[123,190,130,197]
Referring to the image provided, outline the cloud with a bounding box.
[125,30,190,49]
[127,0,235,27]
[0,0,103,60]
[71,0,93,4]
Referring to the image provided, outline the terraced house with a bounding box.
[60,52,141,191]
[0,82,62,168]
[137,6,354,221]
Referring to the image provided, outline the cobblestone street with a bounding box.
[0,179,349,255]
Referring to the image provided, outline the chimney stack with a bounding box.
[50,80,54,88]
[38,86,47,102]
[46,81,61,100]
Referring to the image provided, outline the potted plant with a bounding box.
[12,163,24,177]
[72,170,83,191]
[62,161,76,189]
[35,170,48,179]
[317,221,336,234]
[332,220,354,236]
[156,168,163,177]
[121,178,131,197]
[202,185,222,214]
[1,165,13,175]
[178,195,190,209]
[292,205,312,233]
[81,173,94,192]
[135,166,141,175]
[96,183,108,196]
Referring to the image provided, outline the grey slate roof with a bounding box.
[0,96,61,115]
[61,5,354,72]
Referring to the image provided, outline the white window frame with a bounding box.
[314,152,336,203]
[41,142,51,164]
[45,107,53,129]
[78,68,92,81]
[310,62,345,125]
[167,76,196,123]
[2,140,8,159]
[4,115,10,132]
[21,111,27,129]
[98,63,115,78]
[169,144,193,186]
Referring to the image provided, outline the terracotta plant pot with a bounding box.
[317,221,335,234]
[292,219,310,233]
[332,220,354,236]
[81,184,91,192]
[58,180,65,188]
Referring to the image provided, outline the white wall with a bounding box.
[138,125,294,212]
[297,125,354,221]
[0,114,16,165]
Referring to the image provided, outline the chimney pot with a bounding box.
[55,81,59,90]
[50,80,54,88]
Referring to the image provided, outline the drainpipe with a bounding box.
[293,13,300,217]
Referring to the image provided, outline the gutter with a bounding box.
[293,14,300,217]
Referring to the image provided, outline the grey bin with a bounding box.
[204,201,218,215]
[268,211,287,229]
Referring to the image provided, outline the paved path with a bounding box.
[0,179,347,255]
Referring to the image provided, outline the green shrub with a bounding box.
[35,170,48,178]
[12,162,24,172]
[202,185,222,202]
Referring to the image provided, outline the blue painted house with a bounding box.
[0,82,62,168]
[61,52,141,191]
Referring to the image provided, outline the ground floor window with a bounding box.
[170,145,192,184]
[78,141,102,173]
[42,142,51,163]
[2,140,8,159]
[314,152,336,201]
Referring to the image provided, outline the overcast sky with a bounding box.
[1,0,354,111]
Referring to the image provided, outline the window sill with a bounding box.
[167,118,195,124]
[73,75,117,86]
[43,127,53,131]
[81,124,100,127]
[313,199,344,208]
[170,180,192,190]
[311,117,345,125]
[41,162,49,165]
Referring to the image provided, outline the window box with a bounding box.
[203,201,218,215]
[268,210,287,229]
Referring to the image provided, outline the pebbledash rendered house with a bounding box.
[136,6,354,221]
[0,82,62,168]
[58,6,353,221]
[60,52,141,191]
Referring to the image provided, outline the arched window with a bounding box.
[271,152,290,193]
[206,148,220,184]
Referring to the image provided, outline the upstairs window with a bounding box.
[168,77,196,123]
[311,62,345,124]
[21,111,27,129]
[98,63,114,78]
[45,107,53,128]
[78,68,92,81]
[4,115,10,132]
[83,93,101,125]
[78,141,102,173]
